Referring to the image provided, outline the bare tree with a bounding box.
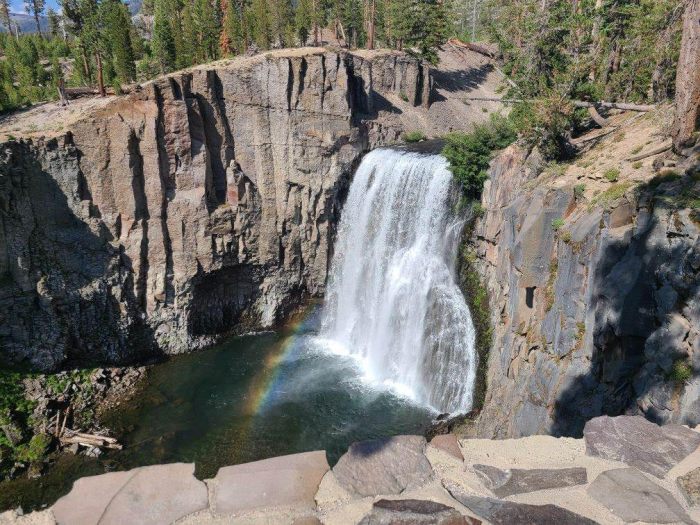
[672,0,700,152]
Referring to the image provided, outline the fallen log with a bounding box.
[463,96,656,112]
[447,38,496,59]
[626,143,672,162]
[60,430,123,450]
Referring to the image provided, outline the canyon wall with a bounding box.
[0,49,432,371]
[472,126,700,437]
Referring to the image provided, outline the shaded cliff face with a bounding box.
[473,115,700,437]
[0,49,433,371]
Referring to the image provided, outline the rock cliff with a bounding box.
[473,112,700,437]
[0,48,438,371]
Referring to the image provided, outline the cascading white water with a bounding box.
[319,148,477,413]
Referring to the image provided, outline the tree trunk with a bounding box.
[367,0,375,49]
[96,52,106,97]
[672,0,700,152]
[34,11,41,36]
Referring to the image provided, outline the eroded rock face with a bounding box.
[473,145,700,437]
[0,49,431,371]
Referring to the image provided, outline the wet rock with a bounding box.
[677,467,700,506]
[587,468,692,524]
[210,450,329,514]
[429,434,464,461]
[333,435,433,496]
[583,415,700,477]
[473,464,587,497]
[443,481,596,525]
[359,499,479,525]
[52,463,208,525]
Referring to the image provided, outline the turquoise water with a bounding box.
[0,306,435,511]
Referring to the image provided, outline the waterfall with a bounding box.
[319,148,477,413]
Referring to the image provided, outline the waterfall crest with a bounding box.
[320,148,477,413]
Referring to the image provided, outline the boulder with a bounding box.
[210,450,329,515]
[52,463,208,525]
[443,481,596,525]
[358,499,479,525]
[587,468,692,524]
[583,415,700,477]
[677,467,700,506]
[430,434,464,461]
[332,435,434,497]
[472,464,587,497]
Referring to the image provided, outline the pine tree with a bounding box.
[24,0,45,36]
[193,0,221,61]
[101,0,136,82]
[269,0,293,47]
[248,0,271,49]
[180,0,197,67]
[0,0,13,36]
[47,8,60,37]
[152,0,177,72]
[221,0,246,54]
[295,0,312,45]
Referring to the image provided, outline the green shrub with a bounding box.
[604,168,620,182]
[670,359,692,384]
[574,183,586,199]
[632,161,642,169]
[399,91,409,102]
[561,230,572,243]
[630,145,643,155]
[442,114,517,199]
[551,218,565,231]
[17,433,52,464]
[403,131,426,143]
[472,202,486,218]
[648,170,681,188]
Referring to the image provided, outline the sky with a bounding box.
[10,0,62,15]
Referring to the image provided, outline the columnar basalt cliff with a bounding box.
[0,49,434,371]
[472,114,700,437]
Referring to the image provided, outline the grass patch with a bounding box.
[669,359,692,384]
[604,167,620,182]
[551,217,565,231]
[589,182,633,210]
[574,183,585,199]
[630,145,643,155]
[632,161,642,169]
[403,131,426,143]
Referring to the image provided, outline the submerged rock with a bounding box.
[333,435,433,496]
[583,415,700,477]
[587,467,693,524]
[472,464,587,497]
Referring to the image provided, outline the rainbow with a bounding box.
[242,304,318,417]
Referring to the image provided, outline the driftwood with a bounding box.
[463,96,656,112]
[627,143,672,162]
[60,430,123,450]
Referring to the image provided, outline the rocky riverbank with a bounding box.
[2,415,700,524]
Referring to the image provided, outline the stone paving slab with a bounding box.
[358,499,480,525]
[52,463,208,525]
[678,467,700,506]
[332,435,434,497]
[429,434,464,461]
[443,481,597,525]
[583,415,700,478]
[473,464,587,497]
[209,450,329,515]
[587,467,693,524]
